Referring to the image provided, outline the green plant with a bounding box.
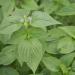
[0,0,75,75]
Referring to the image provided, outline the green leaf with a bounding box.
[60,26,75,39]
[50,71,61,75]
[0,24,21,35]
[7,28,26,44]
[7,33,24,45]
[31,11,61,28]
[40,0,58,14]
[0,7,3,23]
[57,37,74,54]
[69,71,75,75]
[46,41,58,54]
[72,60,75,71]
[21,0,38,11]
[42,56,62,72]
[47,28,66,41]
[0,0,15,16]
[56,3,75,16]
[8,27,47,44]
[8,8,30,22]
[60,64,69,75]
[0,34,11,44]
[55,0,70,6]
[17,38,43,73]
[30,74,43,75]
[27,27,48,40]
[60,53,75,66]
[0,46,16,65]
[41,69,51,75]
[0,67,19,75]
[0,16,22,36]
[0,8,30,37]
